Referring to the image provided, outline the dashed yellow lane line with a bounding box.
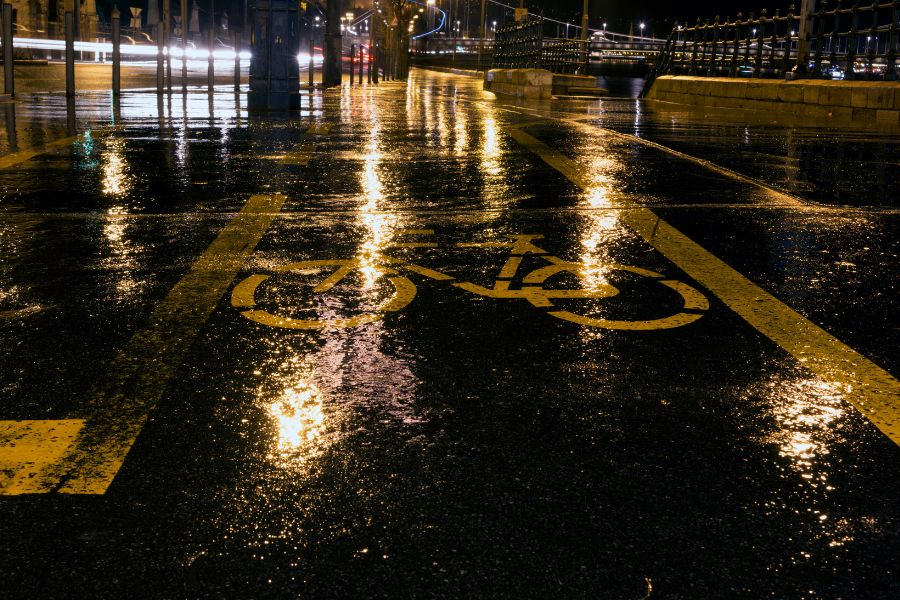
[306,122,332,136]
[506,124,900,446]
[280,142,316,166]
[0,194,286,495]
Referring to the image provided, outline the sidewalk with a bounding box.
[8,62,248,94]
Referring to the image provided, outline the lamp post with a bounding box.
[639,22,645,38]
[580,0,588,42]
[792,0,813,77]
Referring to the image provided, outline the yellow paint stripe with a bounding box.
[22,194,286,494]
[0,134,81,170]
[0,420,85,495]
[498,103,808,207]
[564,118,807,207]
[280,142,316,166]
[498,255,523,279]
[392,242,438,248]
[306,122,332,135]
[507,126,900,446]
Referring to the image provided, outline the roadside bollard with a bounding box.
[233,31,241,92]
[66,98,76,135]
[65,11,75,98]
[111,7,121,96]
[358,45,363,84]
[349,44,355,86]
[156,23,164,94]
[2,3,13,97]
[367,45,372,84]
[4,102,17,151]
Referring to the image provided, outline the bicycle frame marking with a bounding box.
[231,235,709,331]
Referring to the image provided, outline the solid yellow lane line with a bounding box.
[506,125,900,446]
[18,194,286,494]
[0,134,81,170]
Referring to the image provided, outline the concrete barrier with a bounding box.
[483,69,554,100]
[646,76,900,126]
[483,69,607,99]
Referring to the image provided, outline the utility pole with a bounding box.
[324,0,343,86]
[580,0,588,41]
[477,0,485,70]
[792,0,814,77]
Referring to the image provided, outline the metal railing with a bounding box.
[646,0,900,86]
[492,17,589,74]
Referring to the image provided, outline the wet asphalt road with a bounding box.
[0,70,898,598]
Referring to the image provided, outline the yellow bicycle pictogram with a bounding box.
[231,234,709,330]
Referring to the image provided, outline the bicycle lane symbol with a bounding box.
[230,234,710,331]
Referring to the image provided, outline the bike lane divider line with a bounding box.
[2,193,287,495]
[505,125,900,447]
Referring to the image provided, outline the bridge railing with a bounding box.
[646,1,899,86]
[492,17,589,74]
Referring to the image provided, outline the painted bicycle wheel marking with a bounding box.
[233,259,416,330]
[231,235,710,331]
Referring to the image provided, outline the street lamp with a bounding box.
[639,22,645,38]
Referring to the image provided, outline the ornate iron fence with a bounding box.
[492,17,589,73]
[646,0,899,85]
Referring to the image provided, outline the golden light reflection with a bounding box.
[101,137,131,197]
[763,376,844,480]
[103,209,128,246]
[357,122,399,289]
[476,105,513,210]
[454,97,468,157]
[268,382,326,454]
[752,371,853,549]
[578,154,623,291]
[481,112,501,177]
[435,95,447,149]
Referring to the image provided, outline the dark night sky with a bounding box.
[533,1,794,33]
[95,0,796,36]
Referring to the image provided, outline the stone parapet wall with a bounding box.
[483,69,554,100]
[646,76,900,126]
